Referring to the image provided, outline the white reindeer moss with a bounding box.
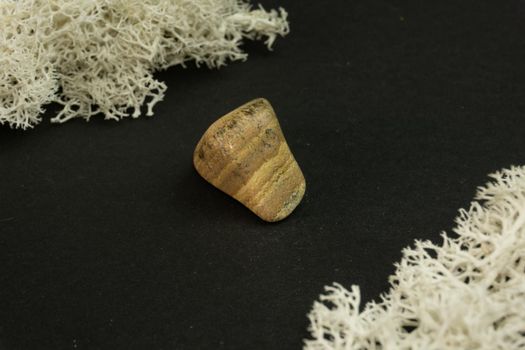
[306,166,525,350]
[0,0,289,129]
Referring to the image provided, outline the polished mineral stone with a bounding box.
[193,98,306,222]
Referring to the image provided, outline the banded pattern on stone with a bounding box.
[193,98,306,222]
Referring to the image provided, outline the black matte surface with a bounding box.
[1,1,525,349]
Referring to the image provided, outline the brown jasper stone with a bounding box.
[193,98,306,222]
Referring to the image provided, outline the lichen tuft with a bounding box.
[0,0,289,129]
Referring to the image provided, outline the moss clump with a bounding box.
[306,166,525,350]
[0,0,289,129]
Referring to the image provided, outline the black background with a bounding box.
[1,0,525,349]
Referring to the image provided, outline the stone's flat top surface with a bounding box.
[194,98,306,222]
